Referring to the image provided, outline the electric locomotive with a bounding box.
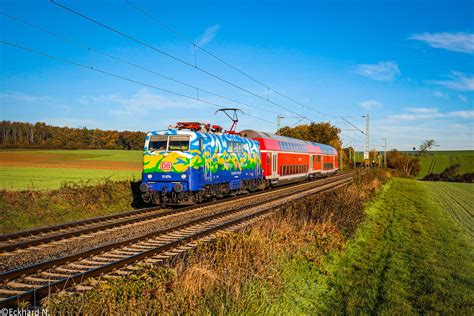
[139,122,265,206]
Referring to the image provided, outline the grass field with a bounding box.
[45,173,473,314]
[0,149,142,190]
[292,178,473,314]
[416,150,474,178]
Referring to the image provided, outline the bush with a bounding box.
[386,149,420,177]
[422,164,473,183]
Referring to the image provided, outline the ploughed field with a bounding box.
[424,181,473,239]
[417,150,474,178]
[0,149,142,190]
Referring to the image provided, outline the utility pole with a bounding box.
[339,150,343,170]
[364,114,370,167]
[353,148,356,168]
[383,138,387,167]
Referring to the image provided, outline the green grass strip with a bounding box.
[273,179,473,314]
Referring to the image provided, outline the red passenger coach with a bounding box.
[241,130,339,185]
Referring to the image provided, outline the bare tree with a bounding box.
[419,139,437,154]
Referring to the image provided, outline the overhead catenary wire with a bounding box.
[50,0,307,119]
[4,3,370,135]
[0,40,277,126]
[0,11,281,117]
[339,116,365,134]
[124,0,338,120]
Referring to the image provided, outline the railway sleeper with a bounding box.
[81,259,109,265]
[111,250,140,256]
[125,245,154,251]
[99,253,131,259]
[68,263,99,270]
[6,282,39,290]
[55,267,85,274]
[122,246,150,252]
[23,276,52,283]
[40,271,73,278]
[0,288,25,295]
[75,285,93,292]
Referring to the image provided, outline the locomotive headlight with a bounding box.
[147,174,152,179]
[139,183,149,192]
[174,183,184,192]
[181,174,187,179]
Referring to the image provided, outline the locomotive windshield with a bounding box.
[148,135,190,152]
[168,136,189,151]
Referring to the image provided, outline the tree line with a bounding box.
[0,121,146,150]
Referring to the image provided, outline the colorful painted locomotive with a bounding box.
[140,123,338,206]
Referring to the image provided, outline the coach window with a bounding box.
[238,143,243,153]
[228,141,234,152]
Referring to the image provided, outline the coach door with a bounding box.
[309,154,314,173]
[272,152,278,177]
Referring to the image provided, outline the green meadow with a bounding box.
[416,150,474,178]
[0,149,142,190]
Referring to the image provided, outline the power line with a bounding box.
[124,0,338,119]
[0,11,281,117]
[50,0,306,119]
[0,40,277,126]
[339,116,365,134]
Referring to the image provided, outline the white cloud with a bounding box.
[355,61,400,81]
[195,24,220,47]
[388,107,474,121]
[430,72,474,91]
[0,91,51,103]
[39,117,99,129]
[372,118,473,150]
[80,88,213,117]
[359,100,383,110]
[408,32,474,54]
[449,111,474,119]
[407,107,438,114]
[433,91,448,99]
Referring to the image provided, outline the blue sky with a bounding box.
[1,0,473,150]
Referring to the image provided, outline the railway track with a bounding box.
[0,173,352,307]
[0,172,351,253]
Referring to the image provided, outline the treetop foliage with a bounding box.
[1,121,146,150]
[276,122,342,151]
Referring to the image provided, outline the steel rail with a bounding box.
[0,176,352,307]
[0,175,351,281]
[0,172,351,252]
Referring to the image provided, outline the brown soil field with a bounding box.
[0,152,141,171]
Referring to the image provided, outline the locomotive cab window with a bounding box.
[168,136,190,151]
[148,136,168,152]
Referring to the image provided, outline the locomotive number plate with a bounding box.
[161,162,172,170]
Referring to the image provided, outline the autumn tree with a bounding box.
[386,149,421,176]
[0,121,146,150]
[277,122,342,152]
